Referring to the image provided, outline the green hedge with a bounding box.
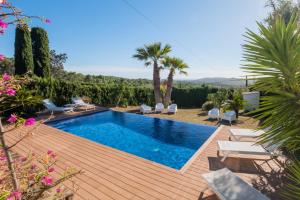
[171,87,218,108]
[27,78,218,108]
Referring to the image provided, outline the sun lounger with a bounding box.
[140,104,152,114]
[43,99,74,113]
[71,97,96,110]
[229,128,265,141]
[201,168,270,200]
[208,108,220,120]
[167,104,177,114]
[217,140,280,162]
[155,103,164,113]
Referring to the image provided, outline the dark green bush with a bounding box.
[31,27,51,78]
[202,101,215,111]
[25,78,219,110]
[171,86,218,108]
[14,26,34,75]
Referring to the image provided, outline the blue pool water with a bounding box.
[47,110,217,169]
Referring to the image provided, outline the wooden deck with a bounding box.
[5,110,285,200]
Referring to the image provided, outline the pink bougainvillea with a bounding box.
[0,19,8,29]
[6,191,22,200]
[45,19,51,24]
[2,73,11,81]
[41,176,53,186]
[48,167,55,173]
[5,88,16,96]
[24,118,36,126]
[7,114,18,123]
[0,54,5,61]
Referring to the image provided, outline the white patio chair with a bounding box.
[208,108,220,120]
[201,168,270,200]
[71,97,96,111]
[42,99,74,113]
[155,103,164,113]
[217,140,281,162]
[229,129,265,141]
[221,111,236,125]
[140,104,152,114]
[167,104,177,114]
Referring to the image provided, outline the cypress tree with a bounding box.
[31,27,51,77]
[14,25,34,75]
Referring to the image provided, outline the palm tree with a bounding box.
[162,57,188,106]
[243,15,300,199]
[133,43,171,104]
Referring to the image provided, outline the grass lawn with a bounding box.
[112,106,259,129]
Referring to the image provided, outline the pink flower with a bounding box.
[0,54,5,61]
[6,191,22,200]
[56,188,61,193]
[41,176,53,186]
[24,118,36,126]
[45,19,51,24]
[0,19,8,29]
[7,114,18,123]
[48,167,55,173]
[5,88,16,96]
[0,0,7,5]
[2,73,11,81]
[47,150,54,155]
[47,150,57,158]
[0,156,7,161]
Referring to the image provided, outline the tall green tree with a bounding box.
[243,15,300,199]
[162,57,188,106]
[133,42,171,104]
[31,27,51,78]
[265,0,300,25]
[14,25,34,75]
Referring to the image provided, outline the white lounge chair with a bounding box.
[42,99,74,113]
[221,111,236,125]
[155,103,164,113]
[167,104,177,114]
[208,108,220,120]
[140,104,151,114]
[229,128,266,141]
[201,168,270,200]
[71,97,96,111]
[217,140,281,162]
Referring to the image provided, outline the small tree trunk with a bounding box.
[164,69,174,106]
[153,61,162,104]
[0,118,19,190]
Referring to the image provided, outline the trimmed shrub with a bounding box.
[25,78,219,110]
[31,27,51,78]
[171,86,218,108]
[14,26,34,75]
[202,101,215,111]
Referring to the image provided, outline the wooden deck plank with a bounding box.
[4,112,284,200]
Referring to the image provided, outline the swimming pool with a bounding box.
[47,110,217,170]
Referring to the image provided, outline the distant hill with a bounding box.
[175,77,252,88]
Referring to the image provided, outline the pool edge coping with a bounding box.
[46,108,221,172]
[179,125,224,174]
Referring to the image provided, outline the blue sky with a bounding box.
[1,0,269,79]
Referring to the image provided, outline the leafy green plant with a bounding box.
[208,89,228,109]
[243,14,300,199]
[202,101,214,111]
[223,90,244,118]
